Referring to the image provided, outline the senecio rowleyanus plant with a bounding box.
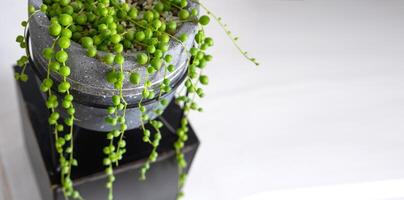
[14,0,259,199]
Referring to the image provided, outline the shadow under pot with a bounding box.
[28,0,199,132]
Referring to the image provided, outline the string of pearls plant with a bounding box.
[14,0,259,199]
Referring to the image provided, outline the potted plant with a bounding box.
[14,0,258,199]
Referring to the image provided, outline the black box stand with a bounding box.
[15,65,200,200]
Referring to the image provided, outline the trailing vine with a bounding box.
[14,0,258,200]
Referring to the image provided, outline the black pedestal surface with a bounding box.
[15,65,200,200]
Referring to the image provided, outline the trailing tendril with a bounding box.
[173,27,211,200]
[103,60,129,200]
[190,0,260,66]
[15,6,41,82]
[27,5,83,200]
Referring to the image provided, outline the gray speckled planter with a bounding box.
[28,0,198,132]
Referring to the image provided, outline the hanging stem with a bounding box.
[190,0,260,66]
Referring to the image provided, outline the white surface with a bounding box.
[0,155,11,200]
[1,0,404,200]
[242,179,404,200]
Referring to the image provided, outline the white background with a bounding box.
[1,0,404,200]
